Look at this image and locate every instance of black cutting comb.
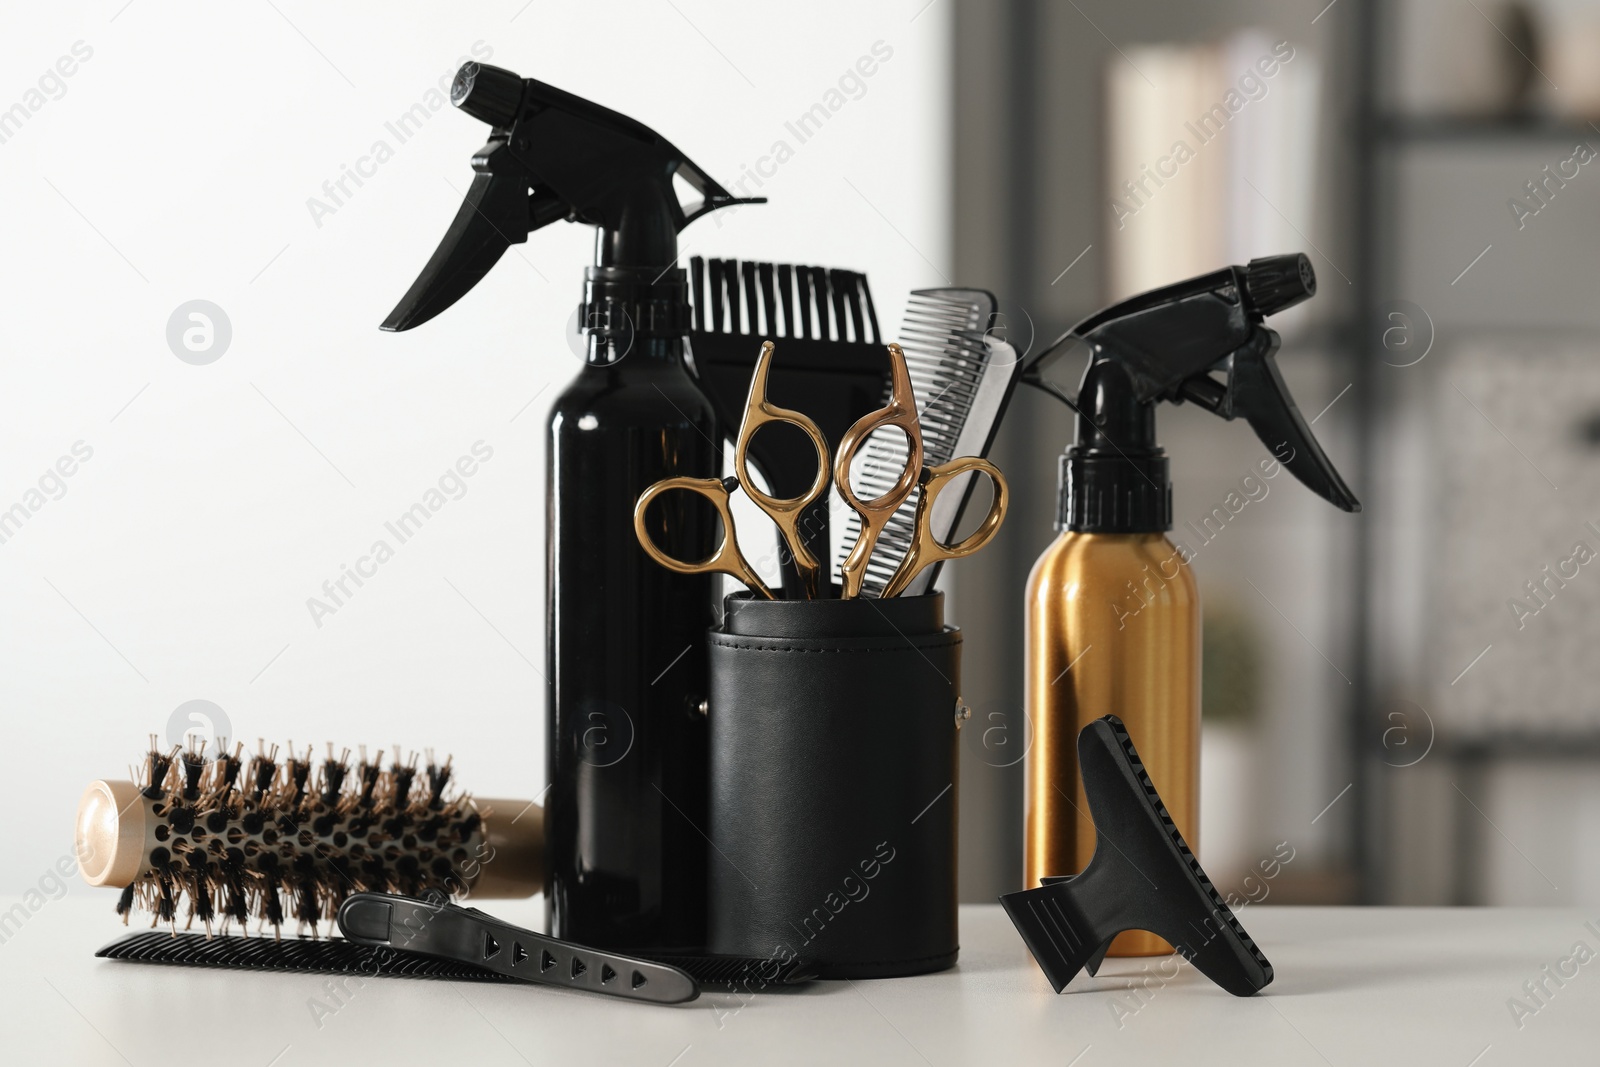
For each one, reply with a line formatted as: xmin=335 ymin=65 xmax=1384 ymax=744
xmin=1000 ymin=716 xmax=1273 ymax=997
xmin=98 ymin=929 xmax=509 ymax=981
xmin=98 ymin=929 xmax=815 ymax=992
xmin=686 ymin=257 xmax=890 ymax=596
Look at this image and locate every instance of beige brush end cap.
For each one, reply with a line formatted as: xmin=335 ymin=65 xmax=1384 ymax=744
xmin=75 ymin=780 xmax=148 ymax=887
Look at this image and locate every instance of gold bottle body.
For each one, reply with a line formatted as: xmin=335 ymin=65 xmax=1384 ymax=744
xmin=1025 ymin=531 xmax=1200 ymax=957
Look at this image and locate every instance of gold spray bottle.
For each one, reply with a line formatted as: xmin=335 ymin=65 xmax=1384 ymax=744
xmin=1019 ymin=255 xmax=1359 ymax=957
xmin=1026 ymin=531 xmax=1199 ymax=956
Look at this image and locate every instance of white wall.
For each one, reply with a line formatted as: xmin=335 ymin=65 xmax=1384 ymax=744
xmin=0 ymin=1 xmax=949 ymax=892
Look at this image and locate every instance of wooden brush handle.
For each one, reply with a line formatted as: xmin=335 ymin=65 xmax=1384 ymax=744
xmin=465 ymin=797 xmax=545 ymax=898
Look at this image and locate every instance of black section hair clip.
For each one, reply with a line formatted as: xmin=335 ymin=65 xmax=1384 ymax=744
xmin=336 ymin=892 xmax=700 ymax=1004
xmin=1000 ymin=716 xmax=1273 ymax=997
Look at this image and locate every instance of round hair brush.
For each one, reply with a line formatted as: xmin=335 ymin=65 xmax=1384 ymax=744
xmin=76 ymin=737 xmax=543 ymax=936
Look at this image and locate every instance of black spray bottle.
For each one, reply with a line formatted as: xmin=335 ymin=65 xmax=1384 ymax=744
xmin=383 ymin=63 xmax=761 ymax=949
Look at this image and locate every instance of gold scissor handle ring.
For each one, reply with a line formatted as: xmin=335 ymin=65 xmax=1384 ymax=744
xmin=834 ymin=417 xmax=922 ymax=514
xmin=736 ymin=414 xmax=832 ymax=514
xmin=834 ymin=342 xmax=924 ymax=516
xmin=880 ymin=458 xmax=1009 ymax=599
xmin=633 ymin=477 xmax=774 ymax=599
xmin=735 ymin=340 xmax=832 ymax=597
xmin=736 ymin=340 xmax=832 ymax=514
xmin=924 ymin=458 xmax=1008 ymax=557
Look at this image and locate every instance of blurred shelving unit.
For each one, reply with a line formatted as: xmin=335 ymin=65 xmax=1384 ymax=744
xmin=1355 ymin=0 xmax=1600 ymax=906
xmin=1373 ymin=116 xmax=1600 ymax=142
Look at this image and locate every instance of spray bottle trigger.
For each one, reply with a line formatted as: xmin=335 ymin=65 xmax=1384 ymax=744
xmin=380 ymin=150 xmax=537 ymax=332
xmin=1225 ymin=330 xmax=1361 ymax=513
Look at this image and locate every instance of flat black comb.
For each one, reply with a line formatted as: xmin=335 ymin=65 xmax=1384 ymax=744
xmin=687 ymin=256 xmax=890 ymax=596
xmin=97 ymin=931 xmax=816 ymax=990
xmin=1000 ymin=716 xmax=1273 ymax=997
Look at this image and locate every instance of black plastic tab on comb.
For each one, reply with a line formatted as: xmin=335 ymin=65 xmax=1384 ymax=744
xmin=1000 ymin=716 xmax=1273 ymax=997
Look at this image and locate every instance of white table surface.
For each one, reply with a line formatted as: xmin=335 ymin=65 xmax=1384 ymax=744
xmin=2 ymin=897 xmax=1594 ymax=1065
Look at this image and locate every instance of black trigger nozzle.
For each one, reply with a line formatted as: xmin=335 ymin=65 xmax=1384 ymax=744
xmin=1000 ymin=716 xmax=1274 ymax=998
xmin=452 ymin=63 xmax=523 ymax=126
xmin=1241 ymin=253 xmax=1316 ymax=317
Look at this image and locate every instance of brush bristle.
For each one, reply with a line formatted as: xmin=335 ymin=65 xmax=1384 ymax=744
xmin=117 ymin=737 xmax=483 ymax=938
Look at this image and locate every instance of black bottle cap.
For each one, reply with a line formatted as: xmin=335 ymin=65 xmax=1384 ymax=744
xmin=578 ymin=267 xmax=690 ymax=364
xmin=1059 ymin=452 xmax=1171 ymax=532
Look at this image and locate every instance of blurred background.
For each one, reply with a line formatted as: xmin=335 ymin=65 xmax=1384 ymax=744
xmin=951 ymin=0 xmax=1600 ymax=910
xmin=4 ymin=1 xmax=1598 ymax=914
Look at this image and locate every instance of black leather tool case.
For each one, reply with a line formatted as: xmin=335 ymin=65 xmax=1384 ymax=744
xmin=705 ymin=592 xmax=960 ymax=978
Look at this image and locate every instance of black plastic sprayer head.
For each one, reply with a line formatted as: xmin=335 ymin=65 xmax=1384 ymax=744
xmin=1021 ymin=253 xmax=1358 ymax=532
xmin=381 ymin=63 xmax=764 ymax=333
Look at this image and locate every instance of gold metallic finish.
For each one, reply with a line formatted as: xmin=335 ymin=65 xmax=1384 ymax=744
xmin=1025 ymin=531 xmax=1200 ymax=957
xmin=880 ymin=458 xmax=1010 ymax=598
xmin=636 ymin=339 xmax=1008 ymax=600
xmin=635 ymin=339 xmax=829 ymax=600
xmin=735 ymin=340 xmax=833 ymax=598
xmin=633 ymin=475 xmax=776 ymax=599
xmin=466 ymin=798 xmax=546 ymax=898
xmin=836 ymin=342 xmax=924 ymax=599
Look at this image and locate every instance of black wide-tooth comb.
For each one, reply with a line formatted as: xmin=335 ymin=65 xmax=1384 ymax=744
xmin=687 ymin=256 xmax=890 ymax=596
xmin=1000 ymin=716 xmax=1274 ymax=997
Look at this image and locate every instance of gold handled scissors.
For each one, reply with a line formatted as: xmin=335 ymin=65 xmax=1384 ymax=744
xmin=633 ymin=341 xmax=831 ymax=600
xmin=733 ymin=341 xmax=832 ymax=598
xmin=633 ymin=475 xmax=776 ymax=600
xmin=880 ymin=458 xmax=1009 ymax=598
xmin=835 ymin=342 xmax=925 ymax=599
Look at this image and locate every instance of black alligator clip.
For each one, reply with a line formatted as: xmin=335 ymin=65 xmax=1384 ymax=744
xmin=1000 ymin=716 xmax=1274 ymax=997
xmin=337 ymin=892 xmax=699 ymax=1005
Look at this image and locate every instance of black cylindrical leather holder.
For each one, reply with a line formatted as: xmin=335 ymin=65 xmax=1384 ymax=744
xmin=705 ymin=591 xmax=960 ymax=978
